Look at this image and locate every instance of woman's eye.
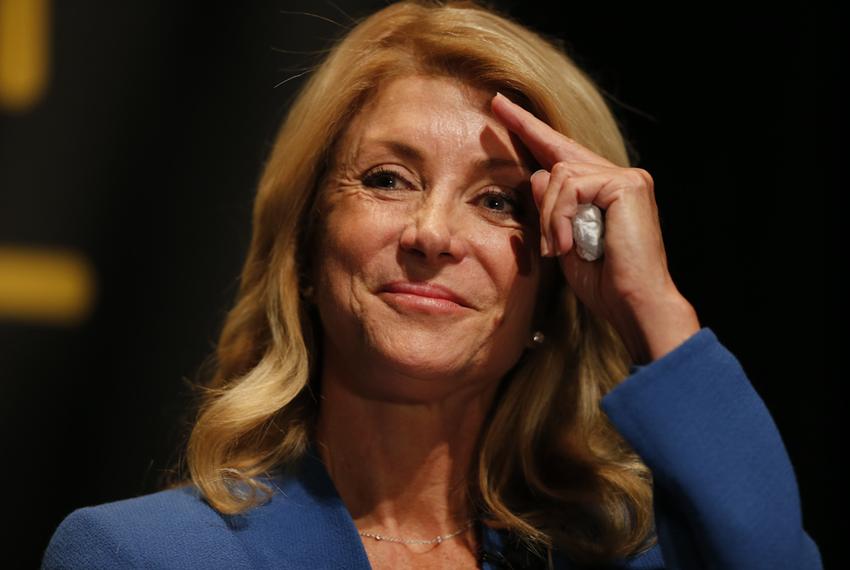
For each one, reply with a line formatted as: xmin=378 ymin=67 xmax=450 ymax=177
xmin=480 ymin=190 xmax=521 ymax=216
xmin=362 ymin=168 xmax=409 ymax=190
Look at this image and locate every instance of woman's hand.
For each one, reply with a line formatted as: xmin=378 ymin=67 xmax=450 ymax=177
xmin=491 ymin=92 xmax=700 ymax=364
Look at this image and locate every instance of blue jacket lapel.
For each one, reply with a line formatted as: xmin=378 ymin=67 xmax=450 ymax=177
xmin=227 ymin=446 xmax=373 ymax=569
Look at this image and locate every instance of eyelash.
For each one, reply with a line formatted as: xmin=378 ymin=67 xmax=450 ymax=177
xmin=362 ymin=168 xmax=408 ymax=190
xmin=361 ymin=167 xmax=523 ymax=217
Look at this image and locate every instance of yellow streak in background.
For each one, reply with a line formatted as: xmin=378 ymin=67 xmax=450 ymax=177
xmin=0 ymin=0 xmax=49 ymax=111
xmin=0 ymin=246 xmax=96 ymax=326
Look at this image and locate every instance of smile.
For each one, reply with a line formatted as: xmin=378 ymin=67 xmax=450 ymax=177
xmin=378 ymin=281 xmax=472 ymax=314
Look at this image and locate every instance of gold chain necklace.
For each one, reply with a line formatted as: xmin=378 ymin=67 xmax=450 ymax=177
xmin=358 ymin=519 xmax=476 ymax=545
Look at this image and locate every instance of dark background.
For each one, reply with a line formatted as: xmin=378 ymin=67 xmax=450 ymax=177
xmin=0 ymin=1 xmax=841 ymax=567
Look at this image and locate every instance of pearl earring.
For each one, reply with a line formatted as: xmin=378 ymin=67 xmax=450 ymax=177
xmin=531 ymin=331 xmax=545 ymax=344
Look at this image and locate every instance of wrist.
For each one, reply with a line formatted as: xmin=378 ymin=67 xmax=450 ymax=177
xmin=622 ymin=290 xmax=701 ymax=365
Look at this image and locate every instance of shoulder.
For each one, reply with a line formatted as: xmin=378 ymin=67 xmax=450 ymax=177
xmin=42 ymin=486 xmax=252 ymax=569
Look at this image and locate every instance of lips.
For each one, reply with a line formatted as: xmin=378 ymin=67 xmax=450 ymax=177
xmin=379 ymin=281 xmax=472 ymax=309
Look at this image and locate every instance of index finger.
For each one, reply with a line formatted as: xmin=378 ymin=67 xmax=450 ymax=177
xmin=491 ymin=92 xmax=615 ymax=170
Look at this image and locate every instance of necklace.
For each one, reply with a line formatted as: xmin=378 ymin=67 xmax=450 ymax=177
xmin=358 ymin=519 xmax=476 ymax=545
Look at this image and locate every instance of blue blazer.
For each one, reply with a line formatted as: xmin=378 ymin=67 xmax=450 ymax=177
xmin=42 ymin=329 xmax=823 ymax=569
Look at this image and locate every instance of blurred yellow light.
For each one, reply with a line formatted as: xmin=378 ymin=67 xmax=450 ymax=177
xmin=0 ymin=0 xmax=50 ymax=111
xmin=0 ymin=246 xmax=96 ymax=325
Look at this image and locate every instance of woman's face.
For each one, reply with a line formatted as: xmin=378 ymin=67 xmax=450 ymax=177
xmin=313 ymin=74 xmax=546 ymax=401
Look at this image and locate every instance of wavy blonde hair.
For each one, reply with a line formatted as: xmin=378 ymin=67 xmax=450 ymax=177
xmin=185 ymin=0 xmax=654 ymax=565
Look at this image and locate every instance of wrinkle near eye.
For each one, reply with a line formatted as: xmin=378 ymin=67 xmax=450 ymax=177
xmin=319 ymin=173 xmax=370 ymax=209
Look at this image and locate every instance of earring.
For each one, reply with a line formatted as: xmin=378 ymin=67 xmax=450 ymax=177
xmin=531 ymin=331 xmax=545 ymax=345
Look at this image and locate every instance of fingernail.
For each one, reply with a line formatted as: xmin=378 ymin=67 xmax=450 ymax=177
xmin=531 ymin=169 xmax=547 ymax=182
xmin=540 ymin=235 xmax=549 ymax=257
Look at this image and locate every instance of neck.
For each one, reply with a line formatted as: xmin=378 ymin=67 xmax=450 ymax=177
xmin=314 ymin=353 xmax=501 ymax=538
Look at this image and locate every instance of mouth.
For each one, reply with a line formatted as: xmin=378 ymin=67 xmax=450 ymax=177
xmin=378 ymin=281 xmax=473 ymax=313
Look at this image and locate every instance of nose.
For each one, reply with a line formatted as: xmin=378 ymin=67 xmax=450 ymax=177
xmin=399 ymin=193 xmax=468 ymax=263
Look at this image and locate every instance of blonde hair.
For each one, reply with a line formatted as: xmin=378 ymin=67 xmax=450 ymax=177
xmin=185 ymin=0 xmax=654 ymax=565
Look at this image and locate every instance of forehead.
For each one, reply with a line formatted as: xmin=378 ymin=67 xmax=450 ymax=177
xmin=363 ymin=74 xmax=490 ymax=116
xmin=335 ymin=75 xmax=534 ymax=168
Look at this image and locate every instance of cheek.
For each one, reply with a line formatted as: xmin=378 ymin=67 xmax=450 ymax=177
xmin=473 ymin=225 xmax=538 ymax=283
xmin=315 ymin=196 xmax=401 ymax=287
xmin=473 ymin=228 xmax=540 ymax=322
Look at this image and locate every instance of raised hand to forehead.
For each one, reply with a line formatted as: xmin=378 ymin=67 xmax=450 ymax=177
xmin=491 ymin=92 xmax=643 ymax=258
xmin=490 ymin=92 xmax=700 ymax=363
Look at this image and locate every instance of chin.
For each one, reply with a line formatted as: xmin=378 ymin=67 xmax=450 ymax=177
xmin=377 ymin=344 xmax=472 ymax=381
xmin=385 ymin=338 xmax=517 ymax=387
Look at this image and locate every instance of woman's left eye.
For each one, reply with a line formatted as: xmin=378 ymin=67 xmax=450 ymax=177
xmin=479 ymin=190 xmax=521 ymax=216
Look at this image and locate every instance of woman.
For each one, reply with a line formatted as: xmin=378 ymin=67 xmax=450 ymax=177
xmin=43 ymin=1 xmax=822 ymax=568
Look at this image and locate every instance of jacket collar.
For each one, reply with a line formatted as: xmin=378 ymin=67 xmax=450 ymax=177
xmin=224 ymin=443 xmax=524 ymax=569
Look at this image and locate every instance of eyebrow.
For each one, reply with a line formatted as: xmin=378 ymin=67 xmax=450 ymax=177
xmin=366 ymin=139 xmax=530 ymax=174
